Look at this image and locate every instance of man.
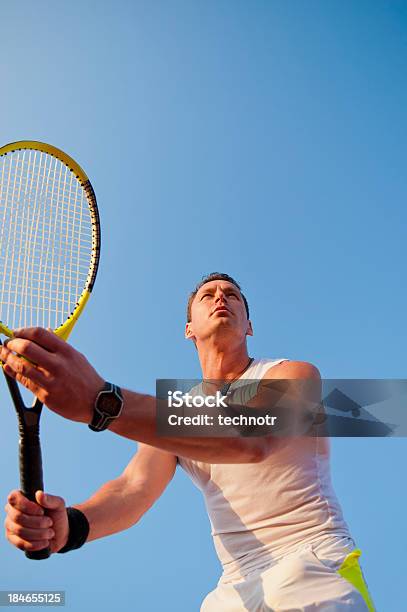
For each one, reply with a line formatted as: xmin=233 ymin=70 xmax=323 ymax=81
xmin=2 ymin=273 xmax=374 ymax=611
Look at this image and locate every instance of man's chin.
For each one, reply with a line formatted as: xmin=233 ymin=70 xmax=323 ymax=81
xmin=209 ymin=318 xmax=238 ymax=337
xmin=212 ymin=315 xmax=233 ymax=326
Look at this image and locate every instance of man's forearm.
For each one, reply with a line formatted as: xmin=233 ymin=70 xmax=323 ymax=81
xmin=74 ymin=476 xmax=156 ymax=542
xmin=108 ymin=390 xmax=266 ymax=463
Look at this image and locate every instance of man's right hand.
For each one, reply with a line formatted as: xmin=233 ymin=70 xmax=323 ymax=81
xmin=4 ymin=490 xmax=69 ymax=554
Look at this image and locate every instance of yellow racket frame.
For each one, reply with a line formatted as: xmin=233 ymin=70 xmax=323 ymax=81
xmin=0 ymin=141 xmax=100 ymax=342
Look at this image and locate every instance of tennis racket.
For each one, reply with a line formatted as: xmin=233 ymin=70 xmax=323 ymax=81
xmin=0 ymin=141 xmax=101 ymax=560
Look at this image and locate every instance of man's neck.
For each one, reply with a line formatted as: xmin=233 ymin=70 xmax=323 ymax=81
xmin=198 ymin=342 xmax=252 ymax=381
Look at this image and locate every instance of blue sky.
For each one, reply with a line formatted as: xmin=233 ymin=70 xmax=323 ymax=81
xmin=0 ymin=1 xmax=406 ymax=610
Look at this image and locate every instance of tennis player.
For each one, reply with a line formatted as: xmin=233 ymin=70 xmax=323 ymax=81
xmin=2 ymin=273 xmax=375 ymax=611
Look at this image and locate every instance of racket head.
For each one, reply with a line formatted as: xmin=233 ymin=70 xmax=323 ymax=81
xmin=0 ymin=141 xmax=101 ymax=341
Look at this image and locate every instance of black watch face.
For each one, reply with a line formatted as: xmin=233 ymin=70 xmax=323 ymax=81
xmin=97 ymin=393 xmax=122 ymax=417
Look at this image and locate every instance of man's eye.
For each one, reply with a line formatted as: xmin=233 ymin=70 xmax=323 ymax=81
xmin=201 ymin=294 xmax=211 ymax=300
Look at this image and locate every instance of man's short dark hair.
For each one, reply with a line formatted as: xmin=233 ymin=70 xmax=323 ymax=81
xmin=187 ymin=272 xmax=250 ymax=322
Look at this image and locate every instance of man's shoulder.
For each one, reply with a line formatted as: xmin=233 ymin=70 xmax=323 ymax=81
xmin=262 ymin=359 xmax=321 ymax=380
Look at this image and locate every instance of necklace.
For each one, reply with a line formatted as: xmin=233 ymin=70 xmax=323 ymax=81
xmin=219 ymin=357 xmax=254 ymax=396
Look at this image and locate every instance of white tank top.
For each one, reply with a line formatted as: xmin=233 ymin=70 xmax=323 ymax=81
xmin=178 ymin=358 xmax=353 ymax=582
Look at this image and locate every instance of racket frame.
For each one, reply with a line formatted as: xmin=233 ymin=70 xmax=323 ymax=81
xmin=0 ymin=141 xmax=101 ymax=559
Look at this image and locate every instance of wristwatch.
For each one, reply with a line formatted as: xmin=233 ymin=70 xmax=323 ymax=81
xmin=88 ymin=382 xmax=124 ymax=432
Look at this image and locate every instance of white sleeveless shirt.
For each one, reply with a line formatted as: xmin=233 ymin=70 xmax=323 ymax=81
xmin=178 ymin=358 xmax=353 ymax=582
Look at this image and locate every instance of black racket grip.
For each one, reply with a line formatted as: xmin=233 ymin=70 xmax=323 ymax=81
xmin=19 ymin=431 xmax=51 ymax=560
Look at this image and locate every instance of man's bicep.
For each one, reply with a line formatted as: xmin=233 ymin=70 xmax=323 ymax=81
xmin=122 ymin=444 xmax=177 ymax=500
xmin=261 ymin=361 xmax=321 ymax=402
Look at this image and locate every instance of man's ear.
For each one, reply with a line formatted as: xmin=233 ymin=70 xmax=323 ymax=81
xmin=246 ymin=320 xmax=253 ymax=337
xmin=185 ymin=321 xmax=196 ymax=341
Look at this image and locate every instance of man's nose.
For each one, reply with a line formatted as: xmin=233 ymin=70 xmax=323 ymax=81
xmin=215 ymin=292 xmax=227 ymax=303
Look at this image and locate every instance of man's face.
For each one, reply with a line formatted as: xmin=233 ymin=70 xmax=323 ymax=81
xmin=185 ymin=280 xmax=253 ymax=344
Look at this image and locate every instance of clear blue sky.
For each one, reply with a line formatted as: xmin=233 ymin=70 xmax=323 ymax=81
xmin=0 ymin=1 xmax=406 ymax=610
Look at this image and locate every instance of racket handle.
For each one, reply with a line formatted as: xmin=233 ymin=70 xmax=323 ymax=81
xmin=19 ymin=431 xmax=51 ymax=560
xmin=25 ymin=547 xmax=51 ymax=560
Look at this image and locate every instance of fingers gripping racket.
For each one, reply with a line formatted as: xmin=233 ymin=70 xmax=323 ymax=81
xmin=0 ymin=141 xmax=101 ymax=560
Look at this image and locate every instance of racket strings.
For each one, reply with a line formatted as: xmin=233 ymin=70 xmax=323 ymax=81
xmin=0 ymin=149 xmax=94 ymax=330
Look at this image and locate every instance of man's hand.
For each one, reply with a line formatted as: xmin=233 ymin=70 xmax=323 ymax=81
xmin=4 ymin=490 xmax=69 ymax=554
xmin=0 ymin=327 xmax=104 ymax=424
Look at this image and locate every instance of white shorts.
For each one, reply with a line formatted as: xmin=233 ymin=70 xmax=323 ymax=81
xmin=200 ymin=537 xmax=374 ymax=611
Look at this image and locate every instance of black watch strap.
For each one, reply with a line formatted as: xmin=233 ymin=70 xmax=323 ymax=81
xmin=88 ymin=382 xmax=124 ymax=432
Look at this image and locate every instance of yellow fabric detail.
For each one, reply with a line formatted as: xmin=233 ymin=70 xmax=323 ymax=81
xmin=337 ymin=549 xmax=375 ymax=611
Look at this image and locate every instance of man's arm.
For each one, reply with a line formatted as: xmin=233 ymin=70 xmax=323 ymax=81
xmin=75 ymin=444 xmax=177 ymax=541
xmin=108 ymin=390 xmax=268 ymax=463
xmin=4 ymin=445 xmax=177 ymax=553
